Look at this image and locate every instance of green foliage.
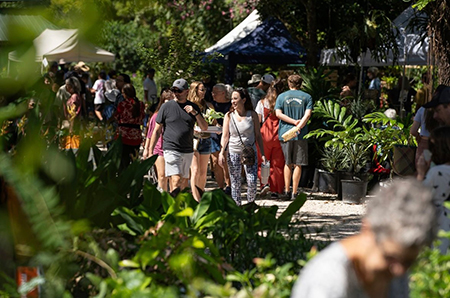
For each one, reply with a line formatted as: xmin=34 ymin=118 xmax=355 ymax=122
xmin=320 ymin=146 xmax=349 ymax=173
xmin=348 ymin=95 xmax=376 ymax=121
xmin=410 ymin=202 xmax=450 ymax=297
xmin=61 ymin=186 xmax=312 ymax=297
xmin=58 ymin=140 xmax=156 ymax=228
xmin=257 ymin=0 xmax=409 ymax=66
xmin=298 ymin=66 xmax=340 ymax=102
xmin=305 ymin=100 xmax=372 ymax=173
xmin=362 ymin=111 xmax=416 ymax=165
xmin=410 ymin=245 xmax=450 ymax=298
xmin=101 ymin=21 xmax=152 ymax=72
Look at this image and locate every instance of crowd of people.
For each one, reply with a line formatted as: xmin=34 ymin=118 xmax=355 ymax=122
xmin=142 ymin=73 xmax=312 ymax=205
xmin=40 ymin=61 xmax=315 ymax=206
xmin=22 ymin=60 xmax=450 ymax=297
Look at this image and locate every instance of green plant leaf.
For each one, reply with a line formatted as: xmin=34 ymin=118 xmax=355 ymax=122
xmin=278 ymin=193 xmax=307 ymax=225
xmin=119 ymin=259 xmax=140 ymax=268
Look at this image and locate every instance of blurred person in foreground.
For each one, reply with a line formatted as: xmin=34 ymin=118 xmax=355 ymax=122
xmin=291 ymin=179 xmax=437 ymax=298
xmin=417 ymin=126 xmax=450 ymax=253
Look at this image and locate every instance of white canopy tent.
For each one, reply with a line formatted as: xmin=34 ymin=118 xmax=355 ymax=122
xmin=8 ymin=29 xmax=115 ymax=63
xmin=320 ymin=6 xmax=429 ymax=67
xmin=204 ymin=10 xmax=261 ymax=54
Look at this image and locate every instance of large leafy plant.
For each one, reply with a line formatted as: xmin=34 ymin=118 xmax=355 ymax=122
xmin=362 ymin=111 xmax=417 ymax=165
xmin=305 ymin=100 xmax=372 ymax=174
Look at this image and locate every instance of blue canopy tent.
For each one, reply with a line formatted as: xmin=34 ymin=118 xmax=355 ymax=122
xmin=204 ymin=10 xmax=306 ymax=83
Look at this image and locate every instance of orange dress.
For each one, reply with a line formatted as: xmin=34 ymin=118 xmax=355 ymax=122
xmin=257 ymin=106 xmax=285 ymax=194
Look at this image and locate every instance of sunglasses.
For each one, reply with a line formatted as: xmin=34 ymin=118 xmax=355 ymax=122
xmin=171 ymin=88 xmax=183 ymax=93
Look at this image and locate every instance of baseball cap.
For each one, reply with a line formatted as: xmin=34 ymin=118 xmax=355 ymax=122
xmin=172 ymin=78 xmax=189 ymax=91
xmin=262 ymin=74 xmax=275 ymax=84
xmin=423 ymin=86 xmax=450 ymax=108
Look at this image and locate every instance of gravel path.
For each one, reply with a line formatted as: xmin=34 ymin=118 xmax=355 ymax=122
xmin=205 ymin=180 xmax=367 ymax=242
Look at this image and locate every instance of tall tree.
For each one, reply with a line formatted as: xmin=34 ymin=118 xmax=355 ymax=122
xmin=43 ymin=0 xmax=254 ymax=73
xmin=257 ymin=0 xmax=409 ymax=67
xmin=419 ymin=0 xmax=450 ymax=85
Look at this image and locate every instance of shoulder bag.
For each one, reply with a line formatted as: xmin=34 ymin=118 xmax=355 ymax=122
xmin=231 ymin=113 xmax=255 ymax=166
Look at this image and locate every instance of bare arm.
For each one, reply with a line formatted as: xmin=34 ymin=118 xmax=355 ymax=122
xmin=275 ymin=109 xmax=299 ymax=126
xmin=218 ymin=113 xmax=231 ymax=167
xmin=297 ymin=109 xmax=312 ymax=130
xmin=252 ymin=111 xmax=266 ymax=162
xmin=184 ymin=105 xmax=208 ymax=131
xmin=142 ymin=138 xmax=152 ymax=159
xmin=195 ymin=113 xmax=209 ymax=131
xmin=148 ymin=122 xmax=163 ymax=156
xmin=410 ymin=120 xmax=420 ymax=138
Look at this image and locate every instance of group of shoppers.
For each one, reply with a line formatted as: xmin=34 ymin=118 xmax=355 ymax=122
xmin=141 ymin=74 xmax=312 ymax=206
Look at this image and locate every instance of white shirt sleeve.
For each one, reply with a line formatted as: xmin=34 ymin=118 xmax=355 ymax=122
xmin=255 ymin=100 xmax=264 ymax=122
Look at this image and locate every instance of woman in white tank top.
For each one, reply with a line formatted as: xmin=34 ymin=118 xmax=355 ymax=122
xmin=218 ymin=88 xmax=266 ymax=205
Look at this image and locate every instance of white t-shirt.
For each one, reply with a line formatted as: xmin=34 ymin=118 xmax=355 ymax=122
xmin=143 ymin=77 xmax=157 ymax=103
xmin=413 ymin=107 xmax=430 ymax=137
xmin=255 ymin=99 xmax=270 ymax=123
xmin=423 ymin=164 xmax=450 ymax=253
xmin=291 ymin=242 xmax=409 ymax=298
xmin=92 ymin=79 xmax=106 ymax=104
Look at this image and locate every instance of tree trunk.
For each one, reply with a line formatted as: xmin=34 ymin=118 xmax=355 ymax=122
xmin=428 ymin=1 xmax=450 ymax=85
xmin=305 ymin=0 xmax=319 ymax=68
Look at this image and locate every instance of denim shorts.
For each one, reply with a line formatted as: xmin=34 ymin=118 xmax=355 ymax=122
xmin=196 ymin=138 xmax=212 ymax=155
xmin=210 ymin=135 xmax=221 ymax=153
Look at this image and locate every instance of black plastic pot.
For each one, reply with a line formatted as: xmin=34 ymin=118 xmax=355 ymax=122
xmin=337 ymin=171 xmax=353 ymax=199
xmin=299 ymin=165 xmax=316 ymax=188
xmin=341 ymin=180 xmax=368 ymax=204
xmin=317 ymin=169 xmax=337 ymax=194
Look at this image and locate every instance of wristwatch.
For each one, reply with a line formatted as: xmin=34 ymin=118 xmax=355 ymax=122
xmin=193 ymin=111 xmax=199 ymax=116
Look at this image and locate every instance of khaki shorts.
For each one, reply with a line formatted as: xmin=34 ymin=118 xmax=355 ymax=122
xmin=281 ymin=139 xmax=308 ymax=166
xmin=164 ymin=150 xmax=194 ymax=178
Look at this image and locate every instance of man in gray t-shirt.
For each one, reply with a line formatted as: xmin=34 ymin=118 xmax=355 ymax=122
xmin=292 ymin=179 xmax=437 ymax=298
xmin=149 ymin=78 xmax=208 ymax=191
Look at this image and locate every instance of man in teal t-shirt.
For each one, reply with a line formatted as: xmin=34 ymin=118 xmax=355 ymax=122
xmin=275 ymin=74 xmax=313 ymax=200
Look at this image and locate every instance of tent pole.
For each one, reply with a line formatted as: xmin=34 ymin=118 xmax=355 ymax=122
xmin=358 ymin=57 xmax=364 ymax=96
xmin=400 ymin=29 xmax=407 ymax=118
xmin=225 ymin=53 xmax=236 ymax=84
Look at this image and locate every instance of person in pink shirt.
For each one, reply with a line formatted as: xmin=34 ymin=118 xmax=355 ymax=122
xmin=143 ymin=89 xmax=175 ymax=191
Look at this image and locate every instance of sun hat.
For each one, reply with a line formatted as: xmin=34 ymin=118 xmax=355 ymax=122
xmin=247 ymin=74 xmax=262 ymax=85
xmin=74 ymin=61 xmax=90 ymax=72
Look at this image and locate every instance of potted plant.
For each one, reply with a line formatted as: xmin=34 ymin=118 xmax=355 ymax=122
xmin=306 ymin=100 xmax=372 ymax=203
xmin=363 ymin=111 xmax=417 ymax=178
xmin=315 ymin=146 xmax=349 ymax=194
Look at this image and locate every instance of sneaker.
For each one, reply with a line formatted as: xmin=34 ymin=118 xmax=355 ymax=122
xmin=260 ymin=184 xmax=270 ymax=196
xmin=281 ymin=191 xmax=292 ymax=200
xmin=270 ymin=193 xmax=279 ymax=199
xmin=291 ymin=192 xmax=299 ymax=200
xmin=224 ymin=186 xmax=232 ymax=195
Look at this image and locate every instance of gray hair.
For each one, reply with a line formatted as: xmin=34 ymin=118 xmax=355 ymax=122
xmin=214 ymin=83 xmax=226 ymax=92
xmin=366 ymin=179 xmax=437 ymax=247
xmin=65 ymin=77 xmax=81 ymax=94
xmin=367 ymin=67 xmax=379 ymax=77
xmin=214 ymin=83 xmax=232 ymax=100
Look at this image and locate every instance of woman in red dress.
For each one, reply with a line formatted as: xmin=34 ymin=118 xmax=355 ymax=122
xmin=114 ymin=84 xmax=145 ymax=170
xmin=255 ymin=79 xmax=286 ymax=198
